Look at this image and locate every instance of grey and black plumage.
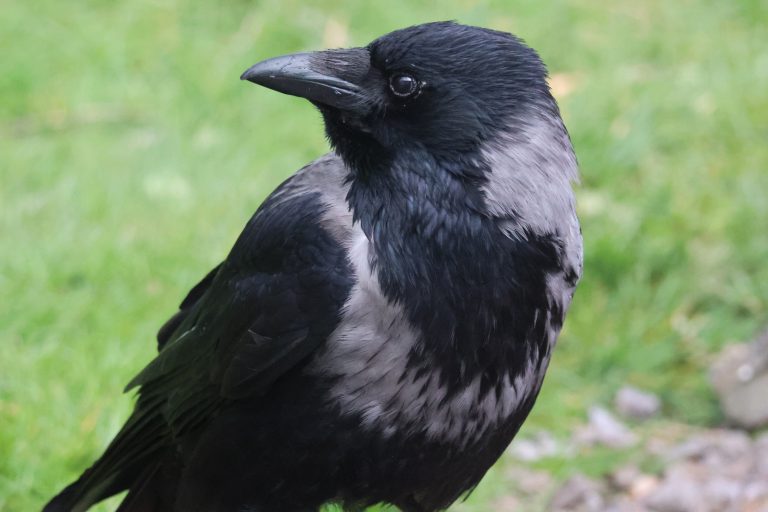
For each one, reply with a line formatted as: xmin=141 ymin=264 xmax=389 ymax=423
xmin=44 ymin=21 xmax=582 ymax=512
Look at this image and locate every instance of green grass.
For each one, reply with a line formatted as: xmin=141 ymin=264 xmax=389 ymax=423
xmin=2 ymin=0 xmax=767 ymax=510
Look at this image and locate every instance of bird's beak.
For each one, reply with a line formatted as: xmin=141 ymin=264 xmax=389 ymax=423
xmin=241 ymin=48 xmax=371 ymax=113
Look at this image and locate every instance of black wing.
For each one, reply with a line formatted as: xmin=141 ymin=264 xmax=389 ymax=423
xmin=45 ymin=184 xmax=354 ymax=512
xmin=155 ymin=263 xmax=222 ymax=351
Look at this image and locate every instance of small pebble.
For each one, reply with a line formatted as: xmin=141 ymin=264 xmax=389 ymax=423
xmin=549 ymin=474 xmax=605 ymax=511
xmin=508 ymin=430 xmax=561 ymax=461
xmin=575 ymin=406 xmax=637 ymax=448
xmin=614 ymin=386 xmax=661 ymax=420
xmin=644 ymin=466 xmax=706 ymax=512
xmin=710 ymin=330 xmax=768 ymax=430
xmin=609 ymin=465 xmax=641 ymax=491
xmin=629 ymin=475 xmax=660 ymax=500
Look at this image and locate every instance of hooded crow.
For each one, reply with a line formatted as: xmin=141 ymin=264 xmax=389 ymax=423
xmin=44 ymin=21 xmax=582 ymax=512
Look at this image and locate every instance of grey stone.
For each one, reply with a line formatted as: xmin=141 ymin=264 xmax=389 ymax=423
xmin=503 ymin=466 xmax=556 ymax=496
xmin=644 ymin=465 xmax=708 ymax=512
xmin=609 ymin=465 xmax=642 ymax=492
xmin=491 ymin=495 xmax=522 ymax=511
xmin=665 ymin=429 xmax=755 ymax=486
xmin=516 ymin=469 xmax=555 ymax=495
xmin=549 ymin=474 xmax=605 ymax=511
xmin=615 ymin=386 xmax=661 ymax=420
xmin=604 ymin=497 xmax=651 ymax=512
xmin=755 ymin=431 xmax=768 ymax=477
xmin=743 ymin=478 xmax=768 ymax=509
xmin=575 ymin=406 xmax=637 ymax=448
xmin=704 ymin=476 xmax=744 ymax=511
xmin=508 ymin=430 xmax=561 ymax=462
xmin=710 ymin=329 xmax=768 ymax=429
xmin=629 ymin=475 xmax=662 ymax=501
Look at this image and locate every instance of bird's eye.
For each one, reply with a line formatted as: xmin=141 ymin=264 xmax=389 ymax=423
xmin=389 ymin=73 xmax=418 ymax=98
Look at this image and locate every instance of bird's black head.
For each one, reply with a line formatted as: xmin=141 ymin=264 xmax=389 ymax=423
xmin=242 ymin=22 xmax=556 ymax=172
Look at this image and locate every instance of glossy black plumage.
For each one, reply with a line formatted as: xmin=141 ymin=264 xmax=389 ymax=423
xmin=45 ymin=21 xmax=582 ymax=512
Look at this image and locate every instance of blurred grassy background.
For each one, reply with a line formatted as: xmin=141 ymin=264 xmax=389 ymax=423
xmin=1 ymin=0 xmax=767 ymax=510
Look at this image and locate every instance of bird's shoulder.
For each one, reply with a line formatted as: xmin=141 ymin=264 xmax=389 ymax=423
xmin=230 ymin=152 xmax=353 ymax=259
xmin=156 ymin=153 xmax=352 ymax=344
xmin=132 ymin=154 xmax=355 ymax=425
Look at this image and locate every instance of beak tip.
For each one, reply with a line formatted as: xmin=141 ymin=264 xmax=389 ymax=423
xmin=241 ymin=63 xmax=266 ymax=83
xmin=240 ymin=68 xmax=254 ymax=82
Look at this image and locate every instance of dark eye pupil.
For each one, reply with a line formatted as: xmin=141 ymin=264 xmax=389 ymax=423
xmin=390 ymin=74 xmax=417 ymax=97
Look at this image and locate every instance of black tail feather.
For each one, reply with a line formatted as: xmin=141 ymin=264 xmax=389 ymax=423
xmin=115 ymin=454 xmax=181 ymax=512
xmin=42 ymin=480 xmax=82 ymax=512
xmin=42 ymin=409 xmax=168 ymax=512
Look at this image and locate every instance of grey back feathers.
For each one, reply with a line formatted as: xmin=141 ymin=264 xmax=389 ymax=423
xmin=482 ymin=110 xmax=583 ymax=315
xmin=481 ymin=112 xmax=581 ymax=270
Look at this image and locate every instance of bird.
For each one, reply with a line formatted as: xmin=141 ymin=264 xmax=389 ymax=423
xmin=44 ymin=21 xmax=582 ymax=512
